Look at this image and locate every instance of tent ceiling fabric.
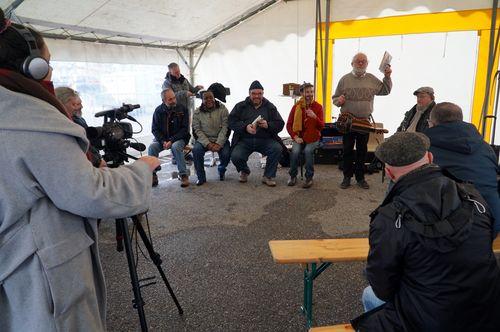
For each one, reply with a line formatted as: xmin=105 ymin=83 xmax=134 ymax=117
xmin=5 ymin=0 xmax=273 ymax=47
xmin=2 ymin=0 xmax=497 ymax=49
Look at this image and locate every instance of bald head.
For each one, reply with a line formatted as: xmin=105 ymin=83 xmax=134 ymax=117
xmin=429 ymin=102 xmax=463 ymax=126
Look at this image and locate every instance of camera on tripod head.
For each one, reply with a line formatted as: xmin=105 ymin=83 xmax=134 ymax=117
xmin=86 ymin=103 xmax=146 ymax=167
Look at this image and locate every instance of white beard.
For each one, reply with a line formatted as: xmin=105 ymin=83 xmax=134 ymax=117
xmin=353 ymin=67 xmax=366 ymax=76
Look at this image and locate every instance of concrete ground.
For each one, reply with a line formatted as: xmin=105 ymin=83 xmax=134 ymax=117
xmin=99 ymin=152 xmax=387 ymax=331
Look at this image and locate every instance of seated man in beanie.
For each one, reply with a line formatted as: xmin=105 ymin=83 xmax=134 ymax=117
xmin=286 ymin=82 xmax=324 ymax=188
xmin=229 ymin=80 xmax=285 ymax=186
xmin=425 ymin=102 xmax=500 ymax=236
xmin=192 ymin=89 xmax=230 ymax=185
xmin=352 ymin=132 xmax=500 ymax=331
xmin=397 ymin=86 xmax=436 ymax=133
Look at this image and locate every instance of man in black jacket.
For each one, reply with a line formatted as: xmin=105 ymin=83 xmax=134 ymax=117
xmin=229 ymin=80 xmax=285 ymax=186
xmin=352 ymin=132 xmax=500 ymax=332
xmin=148 ymin=88 xmax=191 ymax=187
xmin=397 ymin=86 xmax=435 ymax=133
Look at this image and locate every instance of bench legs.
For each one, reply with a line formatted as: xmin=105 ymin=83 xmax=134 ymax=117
xmin=301 ymin=262 xmax=332 ymax=328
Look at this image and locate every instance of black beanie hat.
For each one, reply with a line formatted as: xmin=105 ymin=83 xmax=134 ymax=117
xmin=249 ymin=80 xmax=264 ymax=91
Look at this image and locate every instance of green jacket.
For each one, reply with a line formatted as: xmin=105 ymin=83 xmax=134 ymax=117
xmin=192 ymin=102 xmax=229 ymax=147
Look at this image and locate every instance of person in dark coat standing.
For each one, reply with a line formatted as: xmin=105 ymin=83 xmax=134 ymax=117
xmin=397 ymin=86 xmax=436 ymax=133
xmin=425 ymin=102 xmax=500 ymax=235
xmin=352 ymin=132 xmax=500 ymax=332
xmin=229 ymin=80 xmax=285 ymax=187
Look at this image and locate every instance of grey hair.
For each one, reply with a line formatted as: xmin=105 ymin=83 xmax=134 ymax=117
xmin=430 ymin=102 xmax=463 ymax=125
xmin=55 ymin=87 xmax=79 ymax=105
xmin=352 ymin=52 xmax=368 ymax=63
xmin=161 ymin=88 xmax=174 ymax=100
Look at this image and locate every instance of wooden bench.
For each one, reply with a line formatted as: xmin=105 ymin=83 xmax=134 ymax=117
xmin=309 ymin=324 xmax=354 ymax=331
xmin=270 ymin=236 xmax=500 ymax=329
xmin=269 ymin=238 xmax=369 ymax=328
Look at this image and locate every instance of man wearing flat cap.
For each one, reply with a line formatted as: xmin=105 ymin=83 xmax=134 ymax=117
xmin=229 ymin=80 xmax=285 ymax=186
xmin=397 ymin=86 xmax=436 ymax=133
xmin=351 ymin=132 xmax=500 ymax=331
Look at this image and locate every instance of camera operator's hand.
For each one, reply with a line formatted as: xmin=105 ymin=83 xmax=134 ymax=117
xmin=163 ymin=141 xmax=172 ymax=150
xmin=139 ymin=156 xmax=161 ymax=171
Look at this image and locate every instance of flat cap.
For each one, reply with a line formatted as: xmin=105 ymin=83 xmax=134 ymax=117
xmin=375 ymin=132 xmax=430 ymax=166
xmin=413 ymin=86 xmax=434 ymax=96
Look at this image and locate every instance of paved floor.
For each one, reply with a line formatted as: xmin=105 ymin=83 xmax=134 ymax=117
xmin=99 ymin=153 xmax=387 ymax=331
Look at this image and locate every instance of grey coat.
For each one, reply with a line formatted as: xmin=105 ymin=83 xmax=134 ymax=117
xmin=192 ymin=102 xmax=229 ymax=147
xmin=0 ymin=86 xmax=152 ymax=331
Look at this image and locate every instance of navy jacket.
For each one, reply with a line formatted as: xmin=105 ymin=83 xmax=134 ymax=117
xmin=228 ymin=97 xmax=284 ymax=146
xmin=356 ymin=166 xmax=500 ymax=331
xmin=151 ymin=103 xmax=190 ymax=145
xmin=425 ymin=121 xmax=500 ymax=232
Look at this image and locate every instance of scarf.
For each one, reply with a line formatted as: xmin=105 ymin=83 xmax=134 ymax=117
xmin=292 ymin=97 xmax=307 ymax=134
xmin=0 ymin=68 xmax=71 ymax=119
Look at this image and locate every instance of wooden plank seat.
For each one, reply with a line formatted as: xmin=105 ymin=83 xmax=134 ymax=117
xmin=270 ymin=236 xmax=500 ymax=329
xmin=309 ymin=324 xmax=354 ymax=332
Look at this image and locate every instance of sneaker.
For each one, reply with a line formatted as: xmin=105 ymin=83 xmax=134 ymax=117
xmin=302 ymin=178 xmax=313 ymax=189
xmin=262 ymin=176 xmax=277 ymax=187
xmin=152 ymin=173 xmax=158 ymax=187
xmin=180 ymin=175 xmax=190 ymax=187
xmin=239 ymin=171 xmax=248 ymax=183
xmin=357 ymin=179 xmax=370 ymax=189
xmin=287 ymin=177 xmax=297 ymax=186
xmin=196 ymin=179 xmax=206 ymax=186
xmin=219 ymin=172 xmax=225 ymax=181
xmin=340 ymin=177 xmax=351 ymax=189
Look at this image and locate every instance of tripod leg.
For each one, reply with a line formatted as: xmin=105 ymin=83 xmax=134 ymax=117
xmin=117 ymin=218 xmax=149 ymax=331
xmin=132 ymin=216 xmax=184 ymax=315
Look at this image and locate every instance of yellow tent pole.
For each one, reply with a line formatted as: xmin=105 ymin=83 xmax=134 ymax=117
xmin=472 ymin=29 xmax=499 ymax=137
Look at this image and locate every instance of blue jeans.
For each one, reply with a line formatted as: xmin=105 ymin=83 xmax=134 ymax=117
xmin=192 ymin=141 xmax=231 ymax=181
xmin=362 ymin=286 xmax=385 ymax=312
xmin=289 ymin=141 xmax=319 ymax=179
xmin=148 ymin=139 xmax=187 ymax=176
xmin=231 ymin=137 xmax=282 ymax=178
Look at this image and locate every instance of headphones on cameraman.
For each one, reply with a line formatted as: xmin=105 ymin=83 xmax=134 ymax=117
xmin=9 ymin=24 xmax=49 ymax=80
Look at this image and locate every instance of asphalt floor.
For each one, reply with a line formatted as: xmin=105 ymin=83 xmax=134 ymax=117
xmin=98 ymin=153 xmax=387 ymax=331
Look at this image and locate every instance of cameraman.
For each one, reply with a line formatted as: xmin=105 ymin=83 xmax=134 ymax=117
xmin=55 ymin=86 xmax=105 ymax=167
xmin=0 ymin=10 xmax=160 ymax=332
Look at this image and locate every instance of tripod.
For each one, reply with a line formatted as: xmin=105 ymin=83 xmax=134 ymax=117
xmin=115 ymin=215 xmax=183 ymax=331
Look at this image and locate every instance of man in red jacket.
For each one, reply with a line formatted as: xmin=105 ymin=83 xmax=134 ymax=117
xmin=286 ymin=83 xmax=324 ymax=188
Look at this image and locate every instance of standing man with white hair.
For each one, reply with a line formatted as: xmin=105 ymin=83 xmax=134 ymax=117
xmin=332 ymin=52 xmax=392 ymax=189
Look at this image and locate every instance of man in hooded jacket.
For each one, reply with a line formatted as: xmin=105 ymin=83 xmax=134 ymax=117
xmin=425 ymin=102 xmax=500 ymax=235
xmin=352 ymin=131 xmax=500 ymax=331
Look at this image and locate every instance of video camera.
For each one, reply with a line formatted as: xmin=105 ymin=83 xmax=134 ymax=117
xmin=86 ymin=103 xmax=145 ymax=167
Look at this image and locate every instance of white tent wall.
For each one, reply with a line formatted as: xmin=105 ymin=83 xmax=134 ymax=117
xmin=194 ymin=0 xmax=316 ymax=136
xmin=45 ymin=39 xmax=181 ymax=66
xmin=331 ymin=31 xmax=479 ymax=134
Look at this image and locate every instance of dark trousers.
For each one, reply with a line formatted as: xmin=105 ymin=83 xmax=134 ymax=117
xmin=342 ymin=131 xmax=369 ymax=181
